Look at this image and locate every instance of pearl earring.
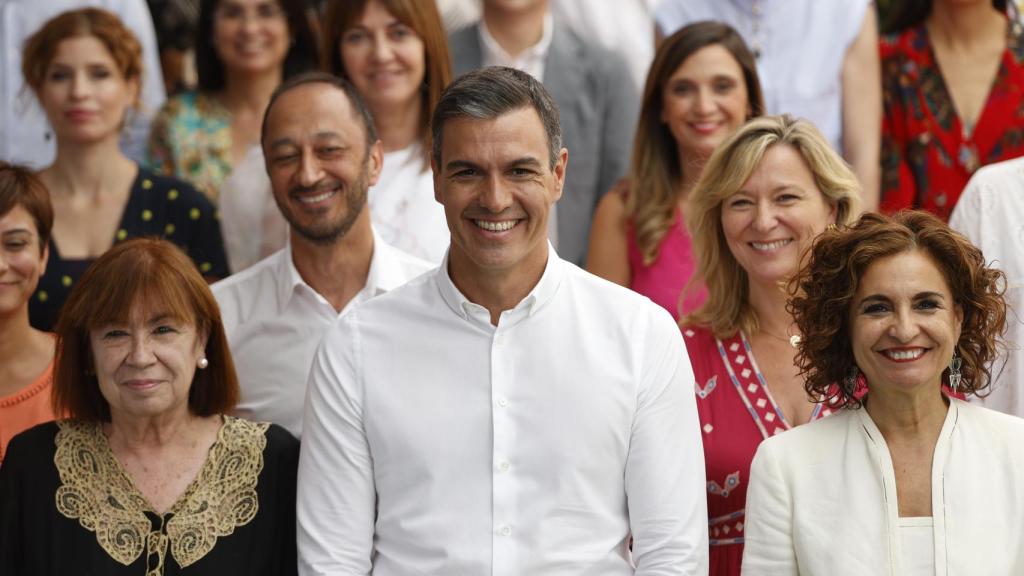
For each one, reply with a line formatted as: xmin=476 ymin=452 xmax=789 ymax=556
xmin=198 ymin=357 xmax=209 ymax=369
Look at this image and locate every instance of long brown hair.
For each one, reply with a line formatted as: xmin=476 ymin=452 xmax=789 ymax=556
xmin=321 ymin=0 xmax=452 ymax=165
xmin=629 ymin=21 xmax=764 ymax=266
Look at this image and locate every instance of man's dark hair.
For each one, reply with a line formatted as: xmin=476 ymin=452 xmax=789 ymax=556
xmin=261 ymin=71 xmax=378 ymax=147
xmin=431 ymin=66 xmax=562 ymax=169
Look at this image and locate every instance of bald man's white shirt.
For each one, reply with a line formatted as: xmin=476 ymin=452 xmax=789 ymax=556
xmin=297 ymin=245 xmax=709 ymax=575
xmin=213 ymin=232 xmax=433 ymax=437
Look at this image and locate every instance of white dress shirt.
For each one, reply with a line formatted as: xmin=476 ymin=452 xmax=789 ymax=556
xmin=0 ymin=0 xmax=166 ymax=167
xmin=212 ymin=233 xmax=433 ymax=437
xmin=949 ymin=157 xmax=1024 ymax=418
xmin=743 ymin=399 xmax=1024 ymax=575
xmin=654 ymin=0 xmax=869 ymax=153
xmin=297 ymin=245 xmax=709 ymax=575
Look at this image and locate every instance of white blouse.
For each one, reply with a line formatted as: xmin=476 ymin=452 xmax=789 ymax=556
xmin=368 ymin=144 xmax=449 ymax=263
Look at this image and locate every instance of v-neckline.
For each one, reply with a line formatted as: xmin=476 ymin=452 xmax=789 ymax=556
xmin=48 ymin=166 xmax=141 ymax=263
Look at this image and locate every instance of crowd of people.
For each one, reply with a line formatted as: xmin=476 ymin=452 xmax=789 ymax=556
xmin=1 ymin=0 xmax=1024 ymax=575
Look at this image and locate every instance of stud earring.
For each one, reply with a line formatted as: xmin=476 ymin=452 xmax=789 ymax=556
xmin=198 ymin=357 xmax=209 ymax=370
xmin=948 ymin=353 xmax=963 ymax=392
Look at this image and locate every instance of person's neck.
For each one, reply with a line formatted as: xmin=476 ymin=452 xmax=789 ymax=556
xmin=371 ymin=97 xmax=422 ymax=153
xmin=865 ymin=385 xmax=949 ymax=442
xmin=219 ymin=68 xmax=282 ymax=115
xmin=677 ymin=150 xmax=709 ymax=202
xmin=747 ymin=277 xmax=796 ymax=340
xmin=482 ymin=2 xmax=548 ymax=58
xmin=289 ymin=211 xmax=375 ymax=313
xmin=927 ymin=1 xmax=1005 ymax=50
xmin=105 ymin=408 xmax=219 ymax=451
xmin=46 ymin=138 xmax=135 ymax=199
xmin=448 ymin=244 xmax=549 ymax=326
xmin=0 ymin=308 xmax=44 ymax=395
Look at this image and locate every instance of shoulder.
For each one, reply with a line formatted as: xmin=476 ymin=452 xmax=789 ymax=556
xmin=345 ymin=268 xmax=440 ymax=323
xmin=554 ymin=22 xmax=628 ymax=76
xmin=880 ymin=26 xmax=922 ymax=61
xmin=757 ymin=408 xmax=859 ymax=463
xmin=4 ymin=420 xmax=60 ymax=464
xmin=262 ymin=422 xmax=300 ymax=458
xmin=562 ymin=261 xmax=670 ymax=326
xmin=967 ymin=157 xmax=1024 ymax=191
xmin=211 ymin=250 xmax=283 ymax=321
xmin=375 ymin=239 xmax=436 ymax=280
xmin=135 ymin=168 xmax=211 ymax=207
xmin=956 ymin=400 xmax=1024 ymax=442
xmin=156 ymin=90 xmax=201 ymax=119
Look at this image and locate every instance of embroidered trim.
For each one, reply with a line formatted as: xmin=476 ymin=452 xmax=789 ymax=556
xmin=54 ymin=416 xmax=268 ymax=572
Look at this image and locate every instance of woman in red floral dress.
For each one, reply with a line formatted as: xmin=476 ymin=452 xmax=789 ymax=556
xmin=880 ymin=0 xmax=1024 ymax=220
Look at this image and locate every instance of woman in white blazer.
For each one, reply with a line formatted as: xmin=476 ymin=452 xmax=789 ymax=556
xmin=742 ymin=211 xmax=1024 ymax=576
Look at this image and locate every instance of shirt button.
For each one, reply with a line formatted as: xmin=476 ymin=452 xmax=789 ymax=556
xmin=498 ymin=525 xmax=512 ymax=536
xmin=498 ymin=461 xmax=510 ymax=472
xmin=497 ymin=397 xmax=509 ymax=408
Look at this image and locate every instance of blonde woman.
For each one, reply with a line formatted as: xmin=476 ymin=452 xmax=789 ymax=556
xmin=587 ymin=21 xmax=763 ymax=319
xmin=679 ymin=115 xmax=861 ymax=575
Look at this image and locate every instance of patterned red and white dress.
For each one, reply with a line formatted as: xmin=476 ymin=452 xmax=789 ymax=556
xmin=682 ymin=324 xmax=834 ymax=576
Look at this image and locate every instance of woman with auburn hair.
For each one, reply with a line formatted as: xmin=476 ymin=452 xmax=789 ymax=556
xmin=21 ymin=8 xmax=228 ymax=332
xmin=0 ymin=162 xmax=58 ymax=463
xmin=744 ymin=211 xmax=1024 ymax=575
xmin=587 ymin=21 xmax=764 ymax=319
xmin=0 ymin=238 xmax=298 ymax=575
xmin=679 ymin=115 xmax=861 ymax=575
xmin=321 ymin=0 xmax=452 ymax=262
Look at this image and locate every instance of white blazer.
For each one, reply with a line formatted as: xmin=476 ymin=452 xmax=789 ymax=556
xmin=742 ymin=399 xmax=1024 ymax=575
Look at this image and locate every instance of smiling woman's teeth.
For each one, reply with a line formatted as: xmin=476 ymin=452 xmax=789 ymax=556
xmin=751 ymin=239 xmax=792 ymax=251
xmin=475 ymin=220 xmax=517 ymax=232
xmin=884 ymin=349 xmax=924 ymax=360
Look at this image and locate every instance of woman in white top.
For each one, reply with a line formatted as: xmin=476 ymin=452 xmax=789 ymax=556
xmin=321 ymin=0 xmax=453 ymax=263
xmin=743 ymin=210 xmax=1024 ymax=576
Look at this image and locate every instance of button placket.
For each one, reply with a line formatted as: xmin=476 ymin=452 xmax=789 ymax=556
xmin=491 ymin=325 xmax=515 ymax=573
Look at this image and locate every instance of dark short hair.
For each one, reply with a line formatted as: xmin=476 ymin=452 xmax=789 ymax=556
xmin=53 ymin=238 xmax=240 ymax=421
xmin=0 ymin=161 xmax=54 ymax=250
xmin=431 ymin=66 xmax=562 ymax=169
xmin=260 ymin=71 xmax=378 ymax=148
xmin=790 ymin=211 xmax=1007 ymax=408
xmin=195 ymin=0 xmax=318 ymax=92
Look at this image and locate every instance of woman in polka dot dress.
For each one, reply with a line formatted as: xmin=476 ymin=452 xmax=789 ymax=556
xmin=20 ymin=9 xmax=228 ymax=331
xmin=680 ymin=116 xmax=861 ymax=576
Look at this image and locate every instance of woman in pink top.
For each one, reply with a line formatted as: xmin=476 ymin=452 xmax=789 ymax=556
xmin=587 ymin=21 xmax=764 ymax=319
xmin=0 ymin=162 xmax=57 ymax=463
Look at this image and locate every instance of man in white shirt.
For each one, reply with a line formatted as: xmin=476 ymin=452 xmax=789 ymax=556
xmin=212 ymin=72 xmax=432 ymax=438
xmin=447 ymin=0 xmax=640 ymax=266
xmin=297 ymin=67 xmax=708 ymax=575
xmin=0 ymin=0 xmax=166 ymax=167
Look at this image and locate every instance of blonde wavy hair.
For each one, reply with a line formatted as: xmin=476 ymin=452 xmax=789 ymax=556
xmin=627 ymin=21 xmax=763 ymax=265
xmin=683 ymin=115 xmax=862 ymax=338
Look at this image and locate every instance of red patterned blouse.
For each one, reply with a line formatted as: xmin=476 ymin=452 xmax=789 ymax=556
xmin=880 ymin=19 xmax=1024 ymax=221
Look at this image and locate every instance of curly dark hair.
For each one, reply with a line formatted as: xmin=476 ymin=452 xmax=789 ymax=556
xmin=789 ymin=211 xmax=1007 ymax=408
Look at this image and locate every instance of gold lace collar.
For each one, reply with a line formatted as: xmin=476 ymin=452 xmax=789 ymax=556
xmin=53 ymin=416 xmax=269 ymax=574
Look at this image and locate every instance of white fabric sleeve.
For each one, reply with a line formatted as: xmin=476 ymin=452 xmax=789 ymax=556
xmin=297 ymin=316 xmax=375 ymax=576
xmin=628 ymin=307 xmax=709 ymax=575
xmin=742 ymin=440 xmax=799 ymax=576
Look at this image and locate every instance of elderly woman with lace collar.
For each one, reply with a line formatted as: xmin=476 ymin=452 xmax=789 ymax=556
xmin=0 ymin=238 xmax=298 ymax=575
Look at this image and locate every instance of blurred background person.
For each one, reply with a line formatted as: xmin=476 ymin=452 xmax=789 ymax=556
xmin=321 ymin=0 xmax=452 ymax=263
xmin=146 ymin=0 xmax=201 ymax=94
xmin=0 ymin=0 xmax=165 ymax=169
xmin=0 ymin=163 xmax=58 ymax=464
xmin=146 ymin=0 xmax=318 ymax=202
xmin=449 ymin=0 xmax=640 ymax=265
xmin=745 ymin=211 xmax=1024 ymax=575
xmin=880 ymin=0 xmax=1022 ymax=221
xmin=654 ymin=0 xmax=881 ymax=210
xmin=0 ymin=238 xmax=298 ymax=574
xmin=950 ymin=156 xmax=1024 ymax=417
xmin=435 ymin=0 xmax=480 ymax=32
xmin=681 ymin=115 xmax=861 ymax=575
xmin=21 ymin=8 xmax=228 ymax=331
xmin=587 ymin=21 xmax=764 ymax=319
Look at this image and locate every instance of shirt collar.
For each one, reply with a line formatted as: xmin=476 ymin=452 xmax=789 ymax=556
xmin=276 ymin=229 xmax=400 ymax=313
xmin=435 ymin=242 xmax=565 ymax=325
xmin=478 ymin=11 xmax=554 ymax=68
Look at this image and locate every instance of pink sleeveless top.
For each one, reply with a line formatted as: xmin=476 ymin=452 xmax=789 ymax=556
xmin=627 ymin=211 xmax=706 ymax=319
